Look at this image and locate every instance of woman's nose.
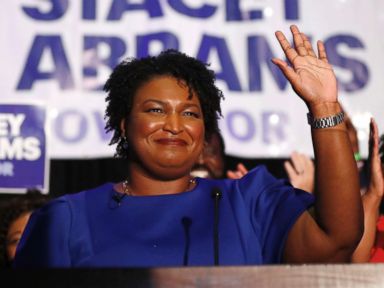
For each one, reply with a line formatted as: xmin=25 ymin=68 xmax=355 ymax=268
xmin=163 ymin=113 xmax=183 ymax=134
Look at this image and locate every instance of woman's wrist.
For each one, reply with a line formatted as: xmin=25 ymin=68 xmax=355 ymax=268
xmin=307 ymin=101 xmax=342 ymax=118
xmin=306 ymin=102 xmax=346 ymax=130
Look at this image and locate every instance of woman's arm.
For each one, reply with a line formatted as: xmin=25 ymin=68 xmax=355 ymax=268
xmin=272 ymin=25 xmax=364 ymax=263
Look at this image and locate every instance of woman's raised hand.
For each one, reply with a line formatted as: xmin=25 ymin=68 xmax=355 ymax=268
xmin=272 ymin=25 xmax=337 ymax=108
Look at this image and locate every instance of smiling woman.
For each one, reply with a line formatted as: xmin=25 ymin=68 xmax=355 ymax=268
xmin=122 ymin=76 xmax=205 ymax=184
xmin=13 ymin=26 xmax=363 ymax=268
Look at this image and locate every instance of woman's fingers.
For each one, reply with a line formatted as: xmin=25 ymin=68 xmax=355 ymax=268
xmin=301 ymin=33 xmax=316 ymax=57
xmin=275 ymin=30 xmax=298 ymax=64
xmin=290 ymin=25 xmax=308 ymax=57
xmin=271 ymin=58 xmax=298 ymax=84
xmin=275 ymin=26 xmax=328 ymax=66
xmin=317 ymin=40 xmax=329 ymax=63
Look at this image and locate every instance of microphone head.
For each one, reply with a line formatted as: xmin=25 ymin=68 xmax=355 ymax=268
xmin=211 ymin=187 xmax=222 ymax=199
xmin=111 ymin=193 xmax=126 ymax=205
xmin=181 ymin=217 xmax=192 ymax=227
xmin=109 ymin=193 xmax=125 ymax=209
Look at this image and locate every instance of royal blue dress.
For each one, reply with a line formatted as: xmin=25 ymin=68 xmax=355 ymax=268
xmin=13 ymin=166 xmax=314 ymax=268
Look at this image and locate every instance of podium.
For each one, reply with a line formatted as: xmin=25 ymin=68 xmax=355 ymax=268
xmin=3 ymin=264 xmax=384 ymax=287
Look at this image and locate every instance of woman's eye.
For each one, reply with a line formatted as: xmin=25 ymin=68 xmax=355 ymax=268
xmin=147 ymin=108 xmax=163 ymax=113
xmin=183 ymin=111 xmax=200 ymax=118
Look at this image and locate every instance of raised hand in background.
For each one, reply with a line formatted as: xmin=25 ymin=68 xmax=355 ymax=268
xmin=352 ymin=118 xmax=383 ymax=262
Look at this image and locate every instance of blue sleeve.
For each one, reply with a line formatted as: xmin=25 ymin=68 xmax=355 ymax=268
xmin=13 ymin=197 xmax=72 ymax=268
xmin=238 ymin=166 xmax=314 ymax=263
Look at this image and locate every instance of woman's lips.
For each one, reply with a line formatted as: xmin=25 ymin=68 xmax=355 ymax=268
xmin=155 ymin=138 xmax=187 ymax=146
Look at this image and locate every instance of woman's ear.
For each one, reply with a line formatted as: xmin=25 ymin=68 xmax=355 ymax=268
xmin=120 ymin=119 xmax=126 ymax=137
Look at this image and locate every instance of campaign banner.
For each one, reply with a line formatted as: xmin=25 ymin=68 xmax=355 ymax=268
xmin=1 ymin=1 xmax=383 ymax=159
xmin=0 ymin=103 xmax=49 ymax=194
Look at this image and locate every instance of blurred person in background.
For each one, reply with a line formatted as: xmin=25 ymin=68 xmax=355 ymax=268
xmin=0 ymin=189 xmax=50 ymax=268
xmin=352 ymin=122 xmax=383 ymax=262
xmin=191 ymin=131 xmax=226 ymax=179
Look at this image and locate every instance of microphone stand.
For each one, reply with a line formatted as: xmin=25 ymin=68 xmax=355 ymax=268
xmin=211 ymin=187 xmax=222 ymax=266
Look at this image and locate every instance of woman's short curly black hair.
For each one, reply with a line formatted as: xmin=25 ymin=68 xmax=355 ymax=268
xmin=104 ymin=49 xmax=224 ymax=158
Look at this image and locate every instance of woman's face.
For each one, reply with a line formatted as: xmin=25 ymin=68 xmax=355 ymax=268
xmin=6 ymin=212 xmax=31 ymax=261
xmin=123 ymin=76 xmax=205 ymax=179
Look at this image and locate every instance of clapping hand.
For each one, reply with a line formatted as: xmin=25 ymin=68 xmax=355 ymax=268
xmin=351 ymin=118 xmax=383 ymax=263
xmin=284 ymin=151 xmax=315 ymax=193
xmin=227 ymin=163 xmax=249 ymax=179
xmin=366 ymin=118 xmax=384 ymax=202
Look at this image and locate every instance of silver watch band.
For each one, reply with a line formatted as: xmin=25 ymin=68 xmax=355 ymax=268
xmin=307 ymin=111 xmax=345 ymax=129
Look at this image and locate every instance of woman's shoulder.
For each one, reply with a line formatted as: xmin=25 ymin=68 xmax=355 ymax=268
xmin=241 ymin=165 xmax=274 ymax=179
xmin=196 ymin=165 xmax=279 ymax=196
xmin=237 ymin=165 xmax=280 ymax=191
xmin=62 ymin=182 xmax=114 ymax=200
xmin=69 ymin=183 xmax=115 ymax=198
xmin=41 ymin=183 xmax=115 ymax=212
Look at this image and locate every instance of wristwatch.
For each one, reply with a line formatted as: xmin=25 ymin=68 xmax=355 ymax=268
xmin=307 ymin=111 xmax=345 ymax=129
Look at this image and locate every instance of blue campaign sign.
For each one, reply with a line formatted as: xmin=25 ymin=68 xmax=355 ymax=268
xmin=0 ymin=104 xmax=49 ymax=193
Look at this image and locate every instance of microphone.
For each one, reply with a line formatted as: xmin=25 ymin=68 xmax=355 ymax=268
xmin=181 ymin=217 xmax=192 ymax=266
xmin=211 ymin=187 xmax=222 ymax=266
xmin=109 ymin=193 xmax=126 ymax=209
